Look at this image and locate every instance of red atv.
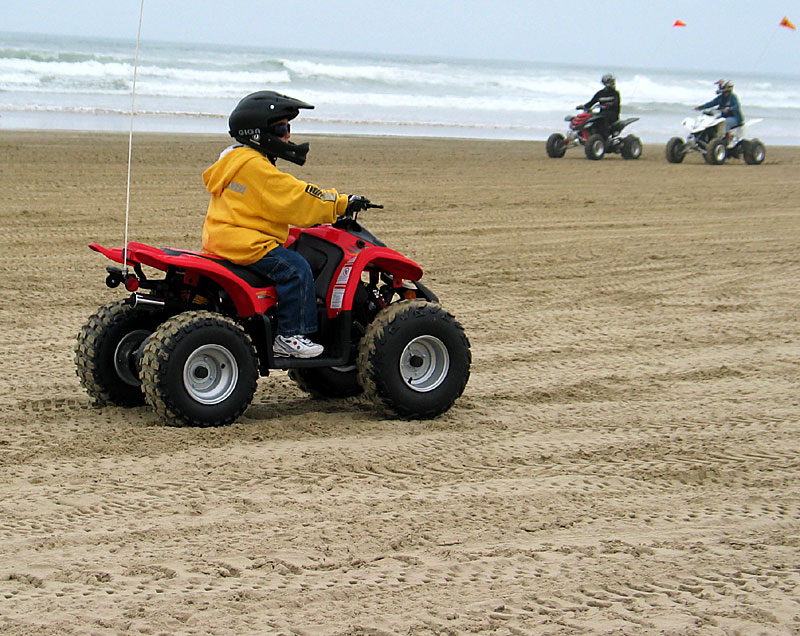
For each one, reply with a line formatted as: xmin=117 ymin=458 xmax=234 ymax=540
xmin=546 ymin=107 xmax=642 ymax=160
xmin=75 ymin=202 xmax=471 ymax=426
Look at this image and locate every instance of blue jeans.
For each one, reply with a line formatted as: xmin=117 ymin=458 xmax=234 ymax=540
xmin=724 ymin=116 xmax=740 ymax=132
xmin=248 ymin=246 xmax=317 ymax=336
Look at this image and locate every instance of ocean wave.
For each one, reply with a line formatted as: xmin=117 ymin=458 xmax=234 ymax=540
xmin=0 ymin=57 xmax=290 ymax=88
xmin=279 ymin=57 xmax=480 ymax=88
xmin=3 ymin=57 xmax=796 ymax=112
xmin=2 ymin=32 xmax=799 ymax=143
xmin=0 ymin=102 xmax=225 ymax=118
xmin=0 ymin=47 xmax=127 ymax=65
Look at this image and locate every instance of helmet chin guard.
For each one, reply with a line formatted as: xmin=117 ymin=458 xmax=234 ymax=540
xmin=228 ymin=91 xmax=314 ymax=165
xmin=244 ymin=135 xmax=311 ymax=166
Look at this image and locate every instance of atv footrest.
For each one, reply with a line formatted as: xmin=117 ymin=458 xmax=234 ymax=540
xmin=271 ymin=354 xmax=352 ymax=370
xmin=248 ymin=311 xmax=354 ymax=372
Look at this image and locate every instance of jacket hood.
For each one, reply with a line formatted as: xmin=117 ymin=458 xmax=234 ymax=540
xmin=202 ymin=145 xmax=261 ymax=196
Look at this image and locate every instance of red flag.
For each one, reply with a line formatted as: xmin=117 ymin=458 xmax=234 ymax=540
xmin=672 ymin=19 xmax=686 ymax=27
xmin=780 ymin=16 xmax=796 ymax=30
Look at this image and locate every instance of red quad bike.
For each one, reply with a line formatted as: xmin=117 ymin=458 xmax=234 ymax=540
xmin=546 ymin=107 xmax=642 ymax=161
xmin=75 ymin=202 xmax=471 ymax=426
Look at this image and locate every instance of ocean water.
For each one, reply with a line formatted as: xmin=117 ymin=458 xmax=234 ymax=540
xmin=2 ymin=31 xmax=799 ymax=145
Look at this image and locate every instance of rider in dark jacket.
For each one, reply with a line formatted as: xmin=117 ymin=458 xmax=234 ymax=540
xmin=581 ymin=73 xmax=620 ymax=139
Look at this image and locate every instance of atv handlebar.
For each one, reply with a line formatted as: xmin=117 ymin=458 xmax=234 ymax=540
xmin=343 ymin=196 xmax=383 ymax=220
xmin=334 ymin=199 xmax=384 ymax=236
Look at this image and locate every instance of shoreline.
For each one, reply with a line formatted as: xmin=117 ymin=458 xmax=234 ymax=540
xmin=5 ymin=128 xmax=800 ymax=156
xmin=3 ymin=109 xmax=800 ymax=146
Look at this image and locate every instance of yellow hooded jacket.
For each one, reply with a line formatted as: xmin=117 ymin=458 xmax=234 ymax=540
xmin=202 ymin=145 xmax=348 ymax=265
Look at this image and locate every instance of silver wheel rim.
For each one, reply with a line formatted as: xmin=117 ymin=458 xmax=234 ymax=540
xmin=114 ymin=329 xmax=149 ymax=386
xmin=399 ymin=336 xmax=449 ymax=393
xmin=714 ymin=144 xmax=725 ymax=162
xmin=183 ymin=344 xmax=238 ymax=405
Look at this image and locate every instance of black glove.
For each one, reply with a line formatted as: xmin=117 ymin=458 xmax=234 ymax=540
xmin=346 ymin=194 xmax=369 ymax=215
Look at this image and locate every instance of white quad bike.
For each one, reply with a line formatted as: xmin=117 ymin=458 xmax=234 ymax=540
xmin=665 ymin=108 xmax=765 ymax=165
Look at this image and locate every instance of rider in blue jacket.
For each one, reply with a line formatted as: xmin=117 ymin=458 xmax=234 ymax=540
xmin=696 ymin=80 xmax=743 ymax=134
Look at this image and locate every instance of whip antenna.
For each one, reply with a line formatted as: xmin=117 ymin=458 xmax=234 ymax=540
xmin=123 ymin=0 xmax=145 ymax=273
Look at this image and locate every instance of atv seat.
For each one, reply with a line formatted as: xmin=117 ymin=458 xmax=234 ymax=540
xmin=161 ymin=248 xmax=274 ymax=288
xmin=609 ymin=117 xmax=639 ymax=135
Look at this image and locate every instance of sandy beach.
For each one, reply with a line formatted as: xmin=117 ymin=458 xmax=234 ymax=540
xmin=1 ymin=130 xmax=799 ymax=635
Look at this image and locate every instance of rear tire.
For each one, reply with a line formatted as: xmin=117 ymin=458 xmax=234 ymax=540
xmin=585 ymin=134 xmax=606 ymax=160
xmin=546 ymin=133 xmax=566 ymax=158
xmin=357 ymin=300 xmax=470 ymax=419
xmin=621 ymin=135 xmax=642 ymax=160
xmin=705 ymin=138 xmax=727 ymax=165
xmin=140 ymin=311 xmax=258 ymax=427
xmin=75 ymin=300 xmax=165 ymax=407
xmin=744 ymin=139 xmax=766 ymax=165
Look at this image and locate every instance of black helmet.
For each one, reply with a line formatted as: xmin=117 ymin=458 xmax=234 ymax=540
xmin=602 ymin=73 xmax=616 ymax=88
xmin=228 ymin=90 xmax=314 ymax=165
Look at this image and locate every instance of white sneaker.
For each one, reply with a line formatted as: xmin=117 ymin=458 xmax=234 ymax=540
xmin=273 ymin=334 xmax=324 ymax=358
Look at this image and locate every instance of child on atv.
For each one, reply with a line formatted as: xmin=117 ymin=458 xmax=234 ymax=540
xmin=202 ymin=90 xmax=368 ymax=358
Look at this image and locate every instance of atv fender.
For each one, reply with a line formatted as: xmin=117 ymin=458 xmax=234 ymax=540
xmin=90 ymin=242 xmax=275 ymax=317
xmin=326 ymin=247 xmax=423 ymax=317
xmin=89 ymin=242 xmax=140 ymax=266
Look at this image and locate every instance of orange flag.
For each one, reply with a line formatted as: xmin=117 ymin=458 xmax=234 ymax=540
xmin=780 ymin=16 xmax=796 ymax=30
xmin=673 ymin=19 xmax=686 ymax=27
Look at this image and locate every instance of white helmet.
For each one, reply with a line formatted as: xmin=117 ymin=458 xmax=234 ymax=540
xmin=715 ymin=79 xmax=733 ymax=94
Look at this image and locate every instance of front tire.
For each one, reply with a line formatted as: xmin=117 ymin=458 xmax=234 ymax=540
xmin=585 ymin=134 xmax=606 ymax=160
xmin=665 ymin=137 xmax=686 ymax=163
xmin=75 ymin=300 xmax=165 ymax=407
xmin=704 ymin=138 xmax=727 ymax=165
xmin=139 ymin=311 xmax=258 ymax=427
xmin=357 ymin=300 xmax=470 ymax=419
xmin=621 ymin=135 xmax=642 ymax=160
xmin=546 ymin=133 xmax=566 ymax=158
xmin=744 ymin=139 xmax=766 ymax=165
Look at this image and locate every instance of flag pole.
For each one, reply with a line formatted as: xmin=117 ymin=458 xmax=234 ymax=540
xmin=630 ymin=20 xmax=683 ymax=101
xmin=752 ymin=17 xmax=795 ymax=73
xmin=751 ymin=26 xmax=778 ymax=74
xmin=123 ymin=0 xmax=145 ymax=274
